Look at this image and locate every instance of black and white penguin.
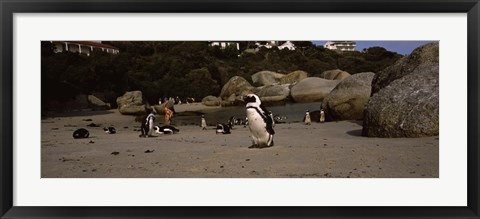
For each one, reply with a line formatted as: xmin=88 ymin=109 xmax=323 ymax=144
xmin=201 ymin=115 xmax=207 ymax=130
xmin=154 ymin=125 xmax=179 ymax=134
xmin=234 ymin=118 xmax=243 ymax=126
xmin=274 ymin=115 xmax=287 ymax=124
xmin=216 ymin=123 xmax=231 ymax=134
xmin=73 ymin=128 xmax=89 ymax=139
xmin=146 ymin=112 xmax=156 ymax=135
xmin=103 ymin=127 xmax=116 ymax=134
xmin=244 ymin=94 xmax=275 ymax=148
xmin=320 ymin=109 xmax=325 ymax=123
xmin=228 ymin=116 xmax=236 ymax=129
xmin=304 ymin=110 xmax=311 ymax=125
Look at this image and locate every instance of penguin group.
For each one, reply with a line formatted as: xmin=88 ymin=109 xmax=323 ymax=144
xmin=72 ymin=94 xmax=325 ymax=150
xmin=303 ymin=108 xmax=326 ymax=123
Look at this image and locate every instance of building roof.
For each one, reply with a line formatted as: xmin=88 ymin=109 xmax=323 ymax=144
xmin=64 ymin=41 xmax=119 ymax=50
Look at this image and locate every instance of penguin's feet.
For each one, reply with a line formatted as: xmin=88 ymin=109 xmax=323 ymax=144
xmin=248 ymin=144 xmax=258 ymax=149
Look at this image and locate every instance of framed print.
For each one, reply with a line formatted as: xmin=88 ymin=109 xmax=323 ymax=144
xmin=1 ymin=0 xmax=479 ymax=218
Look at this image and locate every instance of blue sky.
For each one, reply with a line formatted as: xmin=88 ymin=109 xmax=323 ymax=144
xmin=312 ymin=41 xmax=436 ymax=55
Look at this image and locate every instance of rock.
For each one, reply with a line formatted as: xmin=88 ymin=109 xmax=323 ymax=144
xmin=255 ymin=84 xmax=290 ymax=105
xmin=362 ymin=64 xmax=439 ymax=137
xmin=290 ymin=77 xmax=340 ymax=103
xmin=116 ymin=91 xmax=147 ymax=115
xmin=322 ymin=72 xmax=375 ymax=120
xmin=220 ymin=94 xmax=241 ymax=107
xmin=251 ymin=71 xmax=285 ymax=86
xmin=88 ymin=95 xmax=110 ymax=110
xmin=219 ymin=76 xmax=255 ymax=100
xmin=320 ymin=69 xmax=351 ymax=80
xmin=227 ymin=93 xmax=236 ymax=102
xmin=371 ymin=42 xmax=439 ymax=94
xmin=201 ymin=95 xmax=221 ymax=106
xmin=279 ymin=70 xmax=308 ymax=85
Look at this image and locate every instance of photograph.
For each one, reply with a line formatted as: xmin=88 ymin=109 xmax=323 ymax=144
xmin=40 ymin=40 xmax=440 ymax=178
xmin=2 ymin=0 xmax=478 ymax=217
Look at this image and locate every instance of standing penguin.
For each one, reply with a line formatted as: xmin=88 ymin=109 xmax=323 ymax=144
xmin=244 ymin=94 xmax=275 ymax=148
xmin=143 ymin=112 xmax=156 ymax=137
xmin=320 ymin=109 xmax=325 ymax=123
xmin=201 ymin=115 xmax=207 ymax=130
xmin=304 ymin=110 xmax=311 ymax=125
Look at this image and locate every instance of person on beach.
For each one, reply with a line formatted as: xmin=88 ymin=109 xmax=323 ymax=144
xmin=164 ymin=100 xmax=174 ymax=124
xmin=175 ymin=96 xmax=181 ymax=105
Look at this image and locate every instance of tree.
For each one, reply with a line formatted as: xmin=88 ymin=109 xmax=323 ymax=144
xmin=185 ymin=68 xmax=220 ymax=99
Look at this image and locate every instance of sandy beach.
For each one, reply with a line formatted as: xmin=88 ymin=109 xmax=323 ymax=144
xmin=41 ymin=103 xmax=439 ymax=178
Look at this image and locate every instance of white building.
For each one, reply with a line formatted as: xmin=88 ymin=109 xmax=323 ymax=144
xmin=324 ymin=41 xmax=356 ymax=52
xmin=51 ymin=41 xmax=120 ymax=56
xmin=256 ymin=41 xmax=296 ymax=51
xmin=278 ymin=41 xmax=296 ymax=50
xmin=209 ymin=41 xmax=240 ymax=50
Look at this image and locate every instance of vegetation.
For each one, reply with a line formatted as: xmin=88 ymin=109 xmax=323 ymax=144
xmin=41 ymin=41 xmax=402 ymax=107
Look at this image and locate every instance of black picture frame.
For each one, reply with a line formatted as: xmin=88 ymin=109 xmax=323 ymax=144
xmin=1 ymin=0 xmax=479 ymax=218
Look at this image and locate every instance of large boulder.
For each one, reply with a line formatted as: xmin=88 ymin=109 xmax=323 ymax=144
xmin=322 ymin=72 xmax=375 ymax=120
xmin=116 ymin=91 xmax=147 ymax=115
xmin=290 ymin=77 xmax=340 ymax=103
xmin=219 ymin=76 xmax=255 ymax=100
xmin=251 ymin=71 xmax=285 ymax=86
xmin=371 ymin=42 xmax=439 ymax=94
xmin=362 ymin=64 xmax=439 ymax=137
xmin=88 ymin=95 xmax=111 ymax=110
xmin=320 ymin=69 xmax=351 ymax=80
xmin=255 ymin=84 xmax=290 ymax=105
xmin=220 ymin=93 xmax=241 ymax=107
xmin=201 ymin=95 xmax=221 ymax=106
xmin=279 ymin=70 xmax=308 ymax=85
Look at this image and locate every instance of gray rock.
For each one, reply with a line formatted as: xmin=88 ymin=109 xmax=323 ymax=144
xmin=219 ymin=76 xmax=255 ymax=100
xmin=88 ymin=95 xmax=110 ymax=110
xmin=290 ymin=77 xmax=340 ymax=103
xmin=201 ymin=95 xmax=221 ymax=106
xmin=320 ymin=69 xmax=351 ymax=80
xmin=255 ymin=84 xmax=290 ymax=104
xmin=116 ymin=91 xmax=147 ymax=115
xmin=322 ymin=72 xmax=375 ymax=120
xmin=362 ymin=64 xmax=439 ymax=137
xmin=279 ymin=70 xmax=308 ymax=85
xmin=251 ymin=71 xmax=285 ymax=86
xmin=371 ymin=42 xmax=439 ymax=94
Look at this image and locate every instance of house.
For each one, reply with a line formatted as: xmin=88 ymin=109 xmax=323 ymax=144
xmin=51 ymin=41 xmax=120 ymax=56
xmin=278 ymin=41 xmax=296 ymax=50
xmin=324 ymin=41 xmax=356 ymax=52
xmin=255 ymin=41 xmax=296 ymax=51
xmin=209 ymin=41 xmax=240 ymax=50
xmin=255 ymin=41 xmax=277 ymax=49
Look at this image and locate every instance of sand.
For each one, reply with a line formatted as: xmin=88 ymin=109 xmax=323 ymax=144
xmin=41 ymin=104 xmax=439 ymax=178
